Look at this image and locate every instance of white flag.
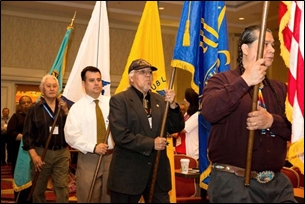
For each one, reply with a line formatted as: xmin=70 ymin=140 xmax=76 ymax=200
xmin=63 ymin=1 xmax=110 ymax=103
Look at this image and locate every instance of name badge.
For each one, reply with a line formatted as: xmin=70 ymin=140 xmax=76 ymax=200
xmin=148 ymin=117 xmax=152 ymax=129
xmin=50 ymin=126 xmax=59 ymax=135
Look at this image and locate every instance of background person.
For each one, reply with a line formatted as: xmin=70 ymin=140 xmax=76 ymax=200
xmin=201 ymin=25 xmax=296 ymax=203
xmin=7 ymin=95 xmax=33 ymax=202
xmin=1 ymin=107 xmax=11 ymax=165
xmin=174 ymin=88 xmax=199 ymax=160
xmin=107 ymin=59 xmax=185 ymax=203
xmin=65 ymin=66 xmax=114 ymax=203
xmin=23 ymin=74 xmax=70 ymax=203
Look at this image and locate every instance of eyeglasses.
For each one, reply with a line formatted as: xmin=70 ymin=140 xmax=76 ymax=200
xmin=135 ymin=70 xmax=153 ymax=76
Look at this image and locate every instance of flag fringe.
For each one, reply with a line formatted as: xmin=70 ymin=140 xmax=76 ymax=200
xmin=288 ymin=137 xmax=304 ymax=174
xmin=171 ymin=59 xmax=199 ymax=93
xmin=278 ymin=1 xmax=292 ymax=68
xmin=199 ymin=164 xmax=212 ymax=190
xmin=285 ymin=96 xmax=293 ymax=122
xmin=12 ymin=180 xmax=32 ymax=192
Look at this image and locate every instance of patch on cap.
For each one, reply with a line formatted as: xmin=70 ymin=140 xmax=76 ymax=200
xmin=128 ymin=59 xmax=158 ymax=73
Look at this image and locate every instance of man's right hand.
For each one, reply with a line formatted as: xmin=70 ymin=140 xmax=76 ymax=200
xmin=154 ymin=137 xmax=167 ymax=150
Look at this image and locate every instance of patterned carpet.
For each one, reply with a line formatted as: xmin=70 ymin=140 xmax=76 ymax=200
xmin=1 ymin=164 xmax=77 ymax=203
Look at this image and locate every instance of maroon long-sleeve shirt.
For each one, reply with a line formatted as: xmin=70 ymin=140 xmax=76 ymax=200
xmin=201 ymin=68 xmax=291 ymax=172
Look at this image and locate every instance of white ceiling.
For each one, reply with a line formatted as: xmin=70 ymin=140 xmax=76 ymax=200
xmin=1 ymin=1 xmax=280 ymax=35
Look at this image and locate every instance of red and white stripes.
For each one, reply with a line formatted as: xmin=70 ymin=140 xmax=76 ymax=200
xmin=279 ymin=1 xmax=304 ymax=174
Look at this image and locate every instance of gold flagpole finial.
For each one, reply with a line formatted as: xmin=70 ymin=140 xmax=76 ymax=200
xmin=68 ymin=11 xmax=77 ymax=28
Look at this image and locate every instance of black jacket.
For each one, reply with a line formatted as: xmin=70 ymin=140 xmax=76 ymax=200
xmin=107 ymin=87 xmax=184 ymax=195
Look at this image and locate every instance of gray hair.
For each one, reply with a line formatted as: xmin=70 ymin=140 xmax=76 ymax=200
xmin=39 ymin=74 xmax=59 ymax=92
xmin=128 ymin=70 xmax=135 ymax=85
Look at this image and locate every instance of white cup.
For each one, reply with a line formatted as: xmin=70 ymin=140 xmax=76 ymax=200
xmin=180 ymin=158 xmax=190 ymax=173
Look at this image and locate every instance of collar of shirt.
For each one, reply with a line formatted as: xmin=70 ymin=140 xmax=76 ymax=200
xmin=84 ymin=94 xmax=103 ymax=104
xmin=131 ymin=86 xmax=151 ymax=102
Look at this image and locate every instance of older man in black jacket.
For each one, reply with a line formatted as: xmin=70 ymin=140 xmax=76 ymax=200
xmin=107 ymin=59 xmax=184 ymax=203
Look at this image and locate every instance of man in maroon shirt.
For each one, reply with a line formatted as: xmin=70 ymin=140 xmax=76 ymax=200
xmin=201 ymin=25 xmax=296 ymax=203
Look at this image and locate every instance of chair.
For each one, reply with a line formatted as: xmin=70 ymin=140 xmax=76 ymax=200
xmin=174 ymin=154 xmax=202 ymax=203
xmin=291 ymin=166 xmax=304 ymax=188
xmin=281 ymin=166 xmax=300 ymax=188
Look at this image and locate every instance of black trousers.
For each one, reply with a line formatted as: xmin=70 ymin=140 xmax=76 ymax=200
xmin=110 ymin=182 xmax=170 ymax=203
xmin=1 ymin=134 xmax=10 ymax=164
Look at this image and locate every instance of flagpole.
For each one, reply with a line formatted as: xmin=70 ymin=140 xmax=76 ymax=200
xmin=244 ymin=1 xmax=269 ymax=186
xmin=27 ymin=107 xmax=61 ymax=201
xmin=86 ymin=127 xmax=110 ymax=203
xmin=15 ymin=191 xmax=21 ymax=203
xmin=148 ymin=68 xmax=177 ymax=203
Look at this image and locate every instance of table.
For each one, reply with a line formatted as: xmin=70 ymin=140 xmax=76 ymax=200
xmin=174 ymin=169 xmax=200 ymax=179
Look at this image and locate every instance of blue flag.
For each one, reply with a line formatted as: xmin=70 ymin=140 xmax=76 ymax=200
xmin=171 ymin=1 xmax=230 ymax=190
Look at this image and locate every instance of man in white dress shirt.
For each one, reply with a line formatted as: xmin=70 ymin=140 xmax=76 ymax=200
xmin=64 ymin=66 xmax=114 ymax=203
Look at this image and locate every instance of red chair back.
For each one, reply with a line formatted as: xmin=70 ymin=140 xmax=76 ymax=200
xmin=291 ymin=166 xmax=304 ymax=188
xmin=281 ymin=166 xmax=300 ymax=188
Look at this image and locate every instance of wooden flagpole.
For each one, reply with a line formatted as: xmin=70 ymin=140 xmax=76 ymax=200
xmin=86 ymin=127 xmax=110 ymax=203
xmin=244 ymin=1 xmax=270 ymax=186
xmin=148 ymin=68 xmax=176 ymax=203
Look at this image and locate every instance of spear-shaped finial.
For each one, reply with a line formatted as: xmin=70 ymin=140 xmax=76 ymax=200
xmin=69 ymin=11 xmax=77 ymax=28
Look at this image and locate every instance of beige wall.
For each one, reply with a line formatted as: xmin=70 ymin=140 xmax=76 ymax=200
xmin=1 ymin=15 xmax=288 ymax=112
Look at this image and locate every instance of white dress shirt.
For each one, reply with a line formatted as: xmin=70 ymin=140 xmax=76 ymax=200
xmin=64 ymin=94 xmax=114 ymax=154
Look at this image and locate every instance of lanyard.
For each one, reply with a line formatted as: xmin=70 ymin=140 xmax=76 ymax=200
xmin=43 ymin=104 xmax=54 ymax=120
xmin=258 ymin=87 xmax=275 ymax=137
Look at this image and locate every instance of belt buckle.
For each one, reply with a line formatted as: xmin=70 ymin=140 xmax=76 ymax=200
xmin=256 ymin=170 xmax=275 ymax=183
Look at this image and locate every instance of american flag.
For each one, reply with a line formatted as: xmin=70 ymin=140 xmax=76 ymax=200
xmin=279 ymin=1 xmax=304 ymax=174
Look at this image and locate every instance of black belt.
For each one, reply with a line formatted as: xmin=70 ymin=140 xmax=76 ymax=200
xmin=37 ymin=145 xmax=67 ymax=151
xmin=212 ymin=163 xmax=275 ymax=184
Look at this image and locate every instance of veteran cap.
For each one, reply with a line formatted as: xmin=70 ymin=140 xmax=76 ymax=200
xmin=128 ymin=59 xmax=158 ymax=73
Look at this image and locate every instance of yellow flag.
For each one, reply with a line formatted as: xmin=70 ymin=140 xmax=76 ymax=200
xmin=115 ymin=1 xmax=167 ymax=95
xmin=114 ymin=1 xmax=176 ymax=202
